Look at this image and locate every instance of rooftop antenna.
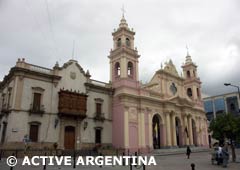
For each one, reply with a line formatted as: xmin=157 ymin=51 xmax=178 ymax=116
xmin=121 ymin=5 xmax=126 ymax=17
xmin=72 ymin=40 xmax=75 ymax=60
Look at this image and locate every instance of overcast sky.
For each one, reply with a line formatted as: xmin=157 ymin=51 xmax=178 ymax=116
xmin=0 ymin=0 xmax=240 ymax=96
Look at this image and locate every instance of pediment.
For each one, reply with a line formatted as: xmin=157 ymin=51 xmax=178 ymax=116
xmin=59 ymin=60 xmax=89 ymax=77
xmin=169 ymin=95 xmax=194 ymax=107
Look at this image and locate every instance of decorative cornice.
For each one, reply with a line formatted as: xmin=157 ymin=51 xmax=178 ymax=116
xmin=0 ymin=67 xmax=61 ymax=90
xmin=85 ymin=82 xmax=114 ymax=95
xmin=116 ymin=92 xmax=205 ymax=113
xmin=108 ymin=46 xmax=140 ymax=59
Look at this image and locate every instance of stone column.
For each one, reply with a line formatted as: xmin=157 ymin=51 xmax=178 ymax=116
xmin=141 ymin=112 xmax=146 ymax=147
xmin=196 ymin=117 xmax=201 ymax=146
xmin=138 ymin=112 xmax=142 ymax=147
xmin=192 ymin=86 xmax=198 ymax=100
xmin=198 ymin=118 xmax=202 ymax=146
xmin=171 ymin=113 xmax=177 ymax=146
xmin=166 ymin=113 xmax=172 ymax=147
xmin=120 ymin=57 xmax=127 ymax=78
xmin=188 ymin=116 xmax=193 ymax=145
xmin=204 ymin=118 xmax=209 ymax=146
xmin=124 ymin=108 xmax=129 ymax=148
xmin=148 ymin=114 xmax=153 ymax=148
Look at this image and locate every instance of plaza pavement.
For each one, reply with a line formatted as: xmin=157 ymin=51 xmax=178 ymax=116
xmin=0 ymin=149 xmax=239 ymax=170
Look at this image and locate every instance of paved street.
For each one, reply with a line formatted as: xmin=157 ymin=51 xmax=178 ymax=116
xmin=0 ymin=150 xmax=239 ymax=170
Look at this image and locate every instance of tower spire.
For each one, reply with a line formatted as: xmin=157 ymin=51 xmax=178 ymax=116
xmin=119 ymin=5 xmax=128 ymax=28
xmin=185 ymin=45 xmax=192 ymax=64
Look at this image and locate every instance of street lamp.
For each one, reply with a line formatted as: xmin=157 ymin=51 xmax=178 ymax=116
xmin=224 ymin=83 xmax=240 ymax=98
xmin=224 ymin=83 xmax=239 ymax=162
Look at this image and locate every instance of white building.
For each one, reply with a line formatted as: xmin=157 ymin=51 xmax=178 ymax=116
xmin=0 ymin=58 xmax=113 ymax=150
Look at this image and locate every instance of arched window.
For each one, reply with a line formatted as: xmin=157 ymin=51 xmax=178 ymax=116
xmin=127 ymin=62 xmax=133 ymax=76
xmin=115 ymin=62 xmax=120 ymax=77
xmin=187 ymin=88 xmax=192 ymax=97
xmin=117 ymin=38 xmax=121 ymax=47
xmin=187 ymin=70 xmax=191 ymax=78
xmin=126 ymin=38 xmax=130 ymax=47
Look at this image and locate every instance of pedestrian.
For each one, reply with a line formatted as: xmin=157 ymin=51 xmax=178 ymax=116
xmin=222 ymin=143 xmax=229 ymax=168
xmin=217 ymin=145 xmax=223 ymax=165
xmin=186 ymin=146 xmax=191 ymax=159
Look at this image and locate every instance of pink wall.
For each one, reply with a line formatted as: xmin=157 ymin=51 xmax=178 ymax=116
xmin=112 ymin=97 xmax=124 ymax=148
xmin=129 ymin=123 xmax=138 ymax=149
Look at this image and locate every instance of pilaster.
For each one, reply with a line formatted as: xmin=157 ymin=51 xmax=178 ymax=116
xmin=171 ymin=113 xmax=177 ymax=146
xmin=188 ymin=115 xmax=193 ymax=145
xmin=166 ymin=113 xmax=172 ymax=146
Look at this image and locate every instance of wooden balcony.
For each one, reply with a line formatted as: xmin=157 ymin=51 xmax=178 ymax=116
xmin=58 ymin=89 xmax=88 ymax=118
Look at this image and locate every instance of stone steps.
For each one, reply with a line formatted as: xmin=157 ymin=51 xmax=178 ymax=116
xmin=152 ymin=147 xmax=210 ymax=156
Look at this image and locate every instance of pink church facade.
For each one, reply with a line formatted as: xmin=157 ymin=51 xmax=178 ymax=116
xmin=110 ymin=16 xmax=209 ymax=152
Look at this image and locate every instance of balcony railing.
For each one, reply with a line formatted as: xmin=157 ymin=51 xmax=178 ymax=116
xmin=94 ymin=112 xmax=105 ymax=121
xmin=29 ymin=104 xmax=45 ymax=115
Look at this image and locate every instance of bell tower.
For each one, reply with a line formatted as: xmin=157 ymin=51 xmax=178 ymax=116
xmin=108 ymin=15 xmax=140 ymax=88
xmin=182 ymin=52 xmax=202 ymax=101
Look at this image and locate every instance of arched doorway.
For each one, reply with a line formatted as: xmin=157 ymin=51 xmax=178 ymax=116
xmin=192 ymin=119 xmax=197 ymax=146
xmin=152 ymin=114 xmax=161 ymax=149
xmin=64 ymin=126 xmax=75 ymax=150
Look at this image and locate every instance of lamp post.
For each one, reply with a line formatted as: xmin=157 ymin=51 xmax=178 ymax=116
xmin=223 ymin=83 xmax=239 ymax=162
xmin=224 ymin=83 xmax=240 ymax=99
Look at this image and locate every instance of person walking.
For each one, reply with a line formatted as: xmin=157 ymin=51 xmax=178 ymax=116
xmin=217 ymin=145 xmax=223 ymax=165
xmin=186 ymin=146 xmax=192 ymax=159
xmin=222 ymin=143 xmax=229 ymax=168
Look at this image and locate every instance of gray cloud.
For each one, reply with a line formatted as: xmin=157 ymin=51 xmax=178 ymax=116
xmin=0 ymin=0 xmax=240 ymax=96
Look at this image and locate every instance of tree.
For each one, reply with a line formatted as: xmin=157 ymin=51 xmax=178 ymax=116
xmin=209 ymin=113 xmax=240 ymax=162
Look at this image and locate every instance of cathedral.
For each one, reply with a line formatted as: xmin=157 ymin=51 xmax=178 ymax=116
xmin=0 ymin=15 xmax=209 ymax=152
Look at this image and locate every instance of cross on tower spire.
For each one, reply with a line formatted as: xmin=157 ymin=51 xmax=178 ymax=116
xmin=185 ymin=45 xmax=193 ymax=64
xmin=121 ymin=5 xmax=126 ymax=18
xmin=186 ymin=45 xmax=190 ymax=56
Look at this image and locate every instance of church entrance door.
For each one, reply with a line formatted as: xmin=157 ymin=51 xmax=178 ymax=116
xmin=152 ymin=114 xmax=161 ymax=149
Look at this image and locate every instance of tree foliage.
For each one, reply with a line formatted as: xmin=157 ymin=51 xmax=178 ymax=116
xmin=209 ymin=113 xmax=240 ymax=143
